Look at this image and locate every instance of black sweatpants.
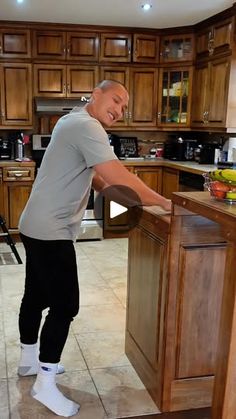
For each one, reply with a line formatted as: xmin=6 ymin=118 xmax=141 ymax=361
xmin=19 ymin=233 xmax=79 ymax=363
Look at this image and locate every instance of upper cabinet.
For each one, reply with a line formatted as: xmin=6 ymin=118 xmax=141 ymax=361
xmin=158 ymin=66 xmax=193 ymax=128
xmin=159 ymin=33 xmax=194 ymax=63
xmin=133 ymin=34 xmax=159 ymax=64
xmin=99 ymin=33 xmax=132 ymax=62
xmin=33 ymin=64 xmax=99 ymax=97
xmin=195 ymin=18 xmax=233 ymax=60
xmin=191 ymin=56 xmax=232 ymax=129
xmin=0 ymin=63 xmax=33 ymax=127
xmin=0 ymin=29 xmax=31 ymax=59
xmin=33 ymin=30 xmax=99 ymax=61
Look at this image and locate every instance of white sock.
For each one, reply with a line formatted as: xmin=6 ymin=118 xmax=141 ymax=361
xmin=31 ymin=362 xmax=80 ymax=417
xmin=18 ymin=343 xmax=65 ymax=376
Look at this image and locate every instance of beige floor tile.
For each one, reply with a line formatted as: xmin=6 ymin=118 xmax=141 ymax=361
xmin=8 ymin=370 xmax=107 ymax=419
xmin=90 ymin=365 xmax=161 ymax=418
xmin=77 ymin=331 xmax=130 ymax=370
xmin=0 ymin=379 xmax=9 ymax=419
xmin=0 ymin=342 xmax=7 ymax=379
xmin=61 ymin=335 xmax=87 ymax=372
xmin=80 ymin=284 xmax=120 ymax=306
xmin=72 ymin=304 xmax=126 ymax=334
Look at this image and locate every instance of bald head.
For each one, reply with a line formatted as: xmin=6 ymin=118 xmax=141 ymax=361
xmin=96 ymin=79 xmax=128 ymax=95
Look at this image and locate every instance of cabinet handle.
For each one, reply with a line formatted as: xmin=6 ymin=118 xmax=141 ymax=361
xmin=128 ymin=48 xmax=131 ymax=55
xmin=157 ymin=112 xmax=161 ymax=119
xmin=13 ymin=172 xmax=23 ymax=177
xmin=0 ymin=41 xmax=2 ymax=54
xmin=1 ymin=109 xmax=5 ymax=117
xmin=67 ymin=45 xmax=70 ymax=54
xmin=67 ymin=84 xmax=70 ymax=94
xmin=129 ymin=112 xmax=132 ymax=119
xmin=63 ymin=83 xmax=66 ymax=94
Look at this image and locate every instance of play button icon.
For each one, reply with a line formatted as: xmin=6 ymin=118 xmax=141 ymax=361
xmin=110 ymin=201 xmax=127 ymax=219
xmin=94 ymin=185 xmax=143 ymax=233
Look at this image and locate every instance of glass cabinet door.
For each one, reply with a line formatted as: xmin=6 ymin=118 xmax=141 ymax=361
xmin=160 ymin=34 xmax=193 ymax=63
xmin=158 ymin=67 xmax=192 ymax=127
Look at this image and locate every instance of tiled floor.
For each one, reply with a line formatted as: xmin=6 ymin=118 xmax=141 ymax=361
xmin=0 ymin=238 xmax=160 ymax=418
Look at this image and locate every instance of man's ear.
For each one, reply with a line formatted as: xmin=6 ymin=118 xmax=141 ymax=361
xmin=92 ymin=87 xmax=102 ymax=100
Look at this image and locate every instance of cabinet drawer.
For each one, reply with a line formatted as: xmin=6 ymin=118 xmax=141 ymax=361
xmin=3 ymin=167 xmax=35 ymax=181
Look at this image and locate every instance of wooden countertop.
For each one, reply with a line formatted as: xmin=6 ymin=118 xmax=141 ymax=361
xmin=0 ymin=160 xmax=35 ymax=167
xmin=121 ymin=158 xmax=216 ymax=175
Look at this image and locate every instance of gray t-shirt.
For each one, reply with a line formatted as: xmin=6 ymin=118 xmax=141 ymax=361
xmin=19 ymin=107 xmax=117 ymax=241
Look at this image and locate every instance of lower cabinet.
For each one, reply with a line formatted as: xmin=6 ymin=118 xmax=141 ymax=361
xmin=162 ymin=167 xmax=179 ymax=198
xmin=125 ymin=207 xmax=226 ymax=412
xmin=103 ymin=166 xmax=162 ymax=237
xmin=0 ymin=163 xmax=35 ymax=231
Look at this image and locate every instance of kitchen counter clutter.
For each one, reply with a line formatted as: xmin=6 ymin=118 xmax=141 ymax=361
xmin=125 ymin=191 xmax=236 ymax=416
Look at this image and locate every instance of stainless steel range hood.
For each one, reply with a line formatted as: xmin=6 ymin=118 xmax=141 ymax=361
xmin=35 ymin=97 xmax=89 ymax=114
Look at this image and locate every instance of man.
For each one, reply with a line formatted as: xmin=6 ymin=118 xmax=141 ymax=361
xmin=18 ymin=80 xmax=171 ymax=417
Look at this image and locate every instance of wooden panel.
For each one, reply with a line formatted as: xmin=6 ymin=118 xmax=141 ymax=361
xmin=176 ymin=245 xmax=226 ymax=378
xmin=191 ymin=63 xmax=208 ymax=126
xmin=3 ymin=182 xmax=32 ymax=229
xmin=3 ymin=166 xmax=34 ymax=181
xmin=33 ymin=64 xmax=66 ymax=97
xmin=67 ymin=65 xmax=98 ymax=97
xmin=207 ymin=57 xmax=230 ymax=126
xmin=170 ymin=377 xmax=214 ymax=411
xmin=213 ymin=19 xmax=232 ymax=54
xmin=33 ymin=31 xmax=66 ymax=59
xmin=162 ymin=168 xmax=179 ymax=199
xmin=0 ymin=63 xmax=32 ymax=126
xmin=134 ymin=167 xmax=162 ymax=193
xmin=100 ymin=33 xmax=132 ymax=62
xmin=67 ymin=32 xmax=99 ymax=61
xmin=133 ymin=34 xmax=159 ymax=63
xmin=0 ymin=29 xmax=31 ymax=58
xmin=129 ymin=68 xmax=158 ymax=127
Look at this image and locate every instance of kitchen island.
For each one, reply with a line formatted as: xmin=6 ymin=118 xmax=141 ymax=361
xmin=125 ymin=191 xmax=236 ymax=417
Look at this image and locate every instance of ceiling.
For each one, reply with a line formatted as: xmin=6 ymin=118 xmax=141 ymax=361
xmin=0 ymin=0 xmax=234 ymax=29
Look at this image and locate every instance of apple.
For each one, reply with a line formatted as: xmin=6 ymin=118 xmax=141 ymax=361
xmin=210 ymin=180 xmax=230 ymax=199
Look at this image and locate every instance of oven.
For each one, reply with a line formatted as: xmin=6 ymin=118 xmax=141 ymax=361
xmin=32 ymin=135 xmax=103 ymax=240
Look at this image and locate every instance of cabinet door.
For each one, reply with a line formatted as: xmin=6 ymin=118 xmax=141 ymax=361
xmin=191 ymin=62 xmax=208 ymax=126
xmin=196 ymin=18 xmax=233 ymax=59
xmin=207 ymin=57 xmax=230 ymax=127
xmin=195 ymin=27 xmax=213 ymax=59
xmin=134 ymin=167 xmax=162 ymax=193
xmin=158 ymin=67 xmax=192 ymax=127
xmin=0 ymin=63 xmax=33 ymax=127
xmin=0 ymin=29 xmax=31 ymax=59
xmin=133 ymin=34 xmax=159 ymax=64
xmin=33 ymin=64 xmax=67 ymax=97
xmin=67 ymin=32 xmax=99 ymax=61
xmin=129 ymin=68 xmax=158 ymax=127
xmin=100 ymin=66 xmax=130 ymax=126
xmin=3 ymin=182 xmax=32 ymax=230
xmin=100 ymin=33 xmax=132 ymax=62
xmin=160 ymin=34 xmax=194 ymax=63
xmin=67 ymin=65 xmax=98 ymax=97
xmin=0 ymin=169 xmax=4 ymax=217
xmin=33 ymin=31 xmax=66 ymax=59
xmin=162 ymin=168 xmax=179 ymax=198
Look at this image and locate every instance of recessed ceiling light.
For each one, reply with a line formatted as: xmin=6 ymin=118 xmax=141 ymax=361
xmin=17 ymin=0 xmax=24 ymax=3
xmin=141 ymin=3 xmax=152 ymax=11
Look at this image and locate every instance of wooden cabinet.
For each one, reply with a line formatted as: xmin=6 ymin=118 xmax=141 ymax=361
xmin=33 ymin=30 xmax=99 ymax=61
xmin=0 ymin=63 xmax=33 ymax=127
xmin=129 ymin=67 xmax=158 ymax=128
xmin=126 ymin=206 xmax=226 ymax=412
xmin=133 ymin=33 xmax=159 ymax=63
xmin=0 ymin=163 xmax=35 ymax=231
xmin=0 ymin=28 xmax=31 ymax=59
xmin=99 ymin=33 xmax=132 ymax=62
xmin=196 ymin=18 xmax=233 ymax=60
xmin=191 ymin=56 xmax=231 ymax=128
xmin=104 ymin=165 xmax=162 ymax=236
xmin=100 ymin=66 xmax=158 ymax=128
xmin=162 ymin=167 xmax=179 ymax=198
xmin=33 ymin=63 xmax=99 ymax=97
xmin=160 ymin=33 xmax=194 ymax=63
xmin=158 ymin=66 xmax=193 ymax=127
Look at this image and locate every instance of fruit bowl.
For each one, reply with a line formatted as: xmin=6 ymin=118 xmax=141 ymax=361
xmin=203 ymin=170 xmax=236 ymax=204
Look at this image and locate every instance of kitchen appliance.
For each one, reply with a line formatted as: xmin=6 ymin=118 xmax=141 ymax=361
xmin=35 ymin=97 xmax=88 ymax=114
xmin=109 ymin=134 xmax=139 ymax=159
xmin=163 ymin=138 xmax=198 ymax=161
xmin=222 ymin=137 xmax=236 ymax=162
xmin=198 ymin=143 xmax=220 ymax=164
xmin=32 ymin=135 xmax=103 ymax=240
xmin=0 ymin=139 xmax=12 ymax=160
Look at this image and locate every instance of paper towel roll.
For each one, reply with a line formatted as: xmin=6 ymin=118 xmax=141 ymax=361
xmin=227 ymin=137 xmax=236 ymax=161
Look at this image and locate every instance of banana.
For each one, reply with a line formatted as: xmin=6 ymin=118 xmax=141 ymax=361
xmin=208 ymin=169 xmax=236 ymax=185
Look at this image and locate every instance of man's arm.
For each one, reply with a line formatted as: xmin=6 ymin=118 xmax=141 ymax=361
xmin=94 ymin=159 xmax=171 ymax=211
